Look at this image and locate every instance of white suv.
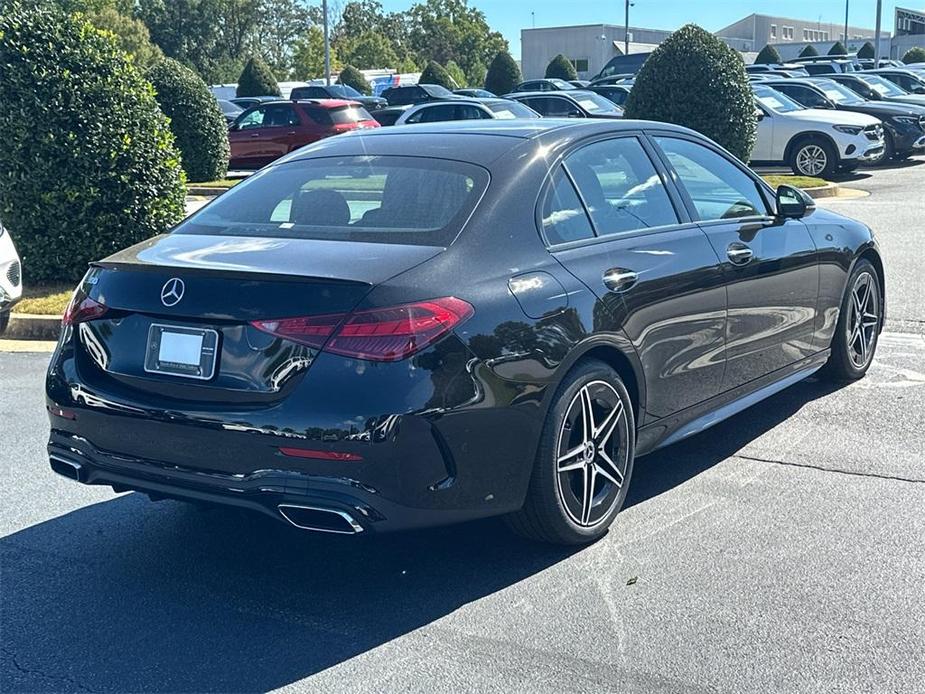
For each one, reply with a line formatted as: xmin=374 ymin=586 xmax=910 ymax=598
xmin=751 ymin=84 xmax=884 ymax=177
xmin=0 ymin=220 xmax=22 ymax=335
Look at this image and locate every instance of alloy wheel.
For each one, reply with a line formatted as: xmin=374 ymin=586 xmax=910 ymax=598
xmin=846 ymin=271 xmax=879 ymax=369
xmin=555 ymin=380 xmax=629 ymax=528
xmin=796 ymin=144 xmax=828 ymax=176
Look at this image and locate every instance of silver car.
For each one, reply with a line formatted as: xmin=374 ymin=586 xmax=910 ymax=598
xmin=0 ymin=220 xmax=22 ymax=334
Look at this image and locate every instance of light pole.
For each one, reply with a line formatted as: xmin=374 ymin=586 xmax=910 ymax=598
xmin=873 ymin=0 xmax=882 ymax=64
xmin=843 ymin=0 xmax=849 ymax=46
xmin=624 ymin=0 xmax=632 ymax=55
xmin=323 ymin=0 xmax=331 ymax=86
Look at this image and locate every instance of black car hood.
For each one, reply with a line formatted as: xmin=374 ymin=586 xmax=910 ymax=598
xmin=840 ymin=101 xmax=925 ymax=118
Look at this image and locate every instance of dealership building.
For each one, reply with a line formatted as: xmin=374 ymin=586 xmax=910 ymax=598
xmin=521 ymin=10 xmax=923 ymax=79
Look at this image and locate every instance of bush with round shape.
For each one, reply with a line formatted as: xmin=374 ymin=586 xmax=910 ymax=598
xmin=754 ymin=44 xmax=781 ymax=65
xmin=485 ymin=51 xmax=521 ymax=95
xmin=147 ymin=58 xmax=229 ymax=182
xmin=419 ymin=60 xmax=456 ymax=89
xmin=799 ymin=44 xmax=819 ymax=58
xmin=903 ymin=46 xmax=925 ymax=64
xmin=337 ymin=65 xmax=371 ymax=95
xmin=857 ymin=41 xmax=876 ymax=60
xmin=237 ymin=56 xmax=281 ymax=97
xmin=545 ymin=53 xmax=578 ymax=80
xmin=445 ymin=60 xmax=467 ymax=88
xmin=829 ymin=41 xmax=847 ymax=56
xmin=0 ymin=1 xmax=186 ymax=284
xmin=623 ymin=24 xmax=757 ymax=162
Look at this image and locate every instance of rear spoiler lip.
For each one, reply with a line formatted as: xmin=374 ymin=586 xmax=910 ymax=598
xmin=89 ymin=260 xmax=373 ymax=287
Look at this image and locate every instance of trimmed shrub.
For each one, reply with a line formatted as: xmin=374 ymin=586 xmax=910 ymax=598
xmin=419 ymin=60 xmax=456 ymax=89
xmin=485 ymin=51 xmax=521 ymax=96
xmin=466 ymin=60 xmax=487 ymax=89
xmin=829 ymin=41 xmax=847 ymax=56
xmin=337 ymin=65 xmax=371 ymax=95
xmin=624 ymin=24 xmax=756 ymax=162
xmin=754 ymin=44 xmax=782 ymax=65
xmin=0 ymin=1 xmax=185 ymax=283
xmin=545 ymin=53 xmax=578 ymax=80
xmin=147 ymin=58 xmax=229 ymax=183
xmin=903 ymin=46 xmax=925 ymax=64
xmin=445 ymin=60 xmax=467 ymax=88
xmin=799 ymin=44 xmax=819 ymax=57
xmin=857 ymin=41 xmax=876 ymax=59
xmin=237 ymin=56 xmax=281 ymax=97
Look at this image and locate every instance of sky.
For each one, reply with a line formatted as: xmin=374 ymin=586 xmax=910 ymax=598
xmin=378 ymin=0 xmax=909 ymax=59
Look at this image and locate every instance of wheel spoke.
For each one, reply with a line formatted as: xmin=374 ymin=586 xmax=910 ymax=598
xmin=557 ymin=445 xmax=586 ymax=471
xmin=594 ymin=400 xmax=623 ymax=447
xmin=597 ymin=448 xmax=625 ymax=486
xmin=581 ymin=465 xmax=596 ymax=525
xmin=579 ymin=386 xmax=595 ymax=444
xmin=594 ymin=462 xmax=622 ymax=488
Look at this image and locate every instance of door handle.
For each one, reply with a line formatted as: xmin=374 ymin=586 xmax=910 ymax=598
xmin=602 ymin=268 xmax=638 ymax=293
xmin=726 ymin=243 xmax=754 ymax=266
xmin=250 ymin=133 xmax=260 ymax=138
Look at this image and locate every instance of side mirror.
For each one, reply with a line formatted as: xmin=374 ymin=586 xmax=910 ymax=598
xmin=755 ymin=108 xmax=765 ymax=121
xmin=776 ymin=184 xmax=815 ymax=219
xmin=914 ymin=86 xmax=925 ymax=95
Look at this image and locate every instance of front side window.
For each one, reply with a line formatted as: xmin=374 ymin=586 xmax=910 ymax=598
xmin=485 ymin=100 xmax=540 ymax=119
xmin=564 ymin=137 xmax=679 ymax=236
xmin=263 ymin=104 xmax=301 ymax=127
xmin=407 ymin=104 xmax=457 ymax=123
xmin=813 ymin=80 xmax=865 ymax=105
xmin=176 ymin=156 xmax=488 ymax=246
xmin=456 ymin=104 xmax=491 ymax=120
xmin=541 ymin=168 xmax=595 ymax=245
xmin=654 ymin=137 xmax=768 ymax=221
xmin=238 ymin=108 xmax=266 ymax=129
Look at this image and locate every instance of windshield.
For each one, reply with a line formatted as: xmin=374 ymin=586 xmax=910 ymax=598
xmin=753 ymin=86 xmax=805 ymax=113
xmin=861 ymin=75 xmax=908 ymax=96
xmin=811 ymin=80 xmax=866 ymax=105
xmin=549 ymin=78 xmax=576 ymax=90
xmin=574 ymin=92 xmax=623 ymax=114
xmin=175 ymin=156 xmax=489 ymax=246
xmin=422 ymin=84 xmax=454 ymax=97
xmin=327 ymin=84 xmax=363 ymax=98
xmin=484 ymin=100 xmax=540 ymax=119
xmin=218 ymin=100 xmax=243 ymax=115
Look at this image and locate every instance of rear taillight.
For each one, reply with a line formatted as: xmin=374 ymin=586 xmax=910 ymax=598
xmin=251 ymin=297 xmax=474 ymax=362
xmin=62 ymin=292 xmax=107 ymax=326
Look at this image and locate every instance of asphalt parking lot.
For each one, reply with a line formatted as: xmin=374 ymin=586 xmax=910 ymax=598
xmin=2 ymin=159 xmax=924 ymax=693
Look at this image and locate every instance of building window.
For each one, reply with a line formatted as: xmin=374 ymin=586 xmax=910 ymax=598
xmin=571 ymin=58 xmax=589 ymax=74
xmin=770 ymin=24 xmax=777 ymax=39
xmin=783 ymin=26 xmax=794 ymax=40
xmin=803 ymin=29 xmax=808 ymax=40
xmin=823 ymin=31 xmax=829 ymax=40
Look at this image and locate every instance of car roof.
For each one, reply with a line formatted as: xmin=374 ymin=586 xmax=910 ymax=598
xmin=506 ymin=90 xmax=582 ymax=99
xmin=287 ymin=98 xmax=360 ymax=108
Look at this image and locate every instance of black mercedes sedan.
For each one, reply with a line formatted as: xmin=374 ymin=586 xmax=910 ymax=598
xmin=46 ymin=120 xmax=885 ymax=545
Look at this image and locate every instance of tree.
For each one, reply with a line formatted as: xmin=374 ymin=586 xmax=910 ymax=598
xmin=237 ymin=55 xmax=281 ymax=96
xmin=337 ymin=65 xmax=371 ymax=95
xmin=291 ymin=25 xmax=339 ymax=78
xmin=340 ymin=30 xmax=399 ymax=69
xmin=754 ymin=44 xmax=781 ymax=65
xmin=624 ymin=24 xmax=756 ymax=162
xmin=465 ymin=60 xmax=486 ymax=89
xmin=829 ymin=40 xmax=847 ymax=56
xmin=902 ymin=46 xmax=925 ymax=64
xmin=90 ymin=6 xmax=164 ymax=68
xmin=857 ymin=41 xmax=875 ymax=59
xmin=799 ymin=44 xmax=819 ymax=58
xmin=147 ymin=58 xmax=229 ymax=182
xmin=445 ymin=60 xmax=467 ymax=88
xmin=0 ymin=1 xmax=185 ymax=282
xmin=484 ymin=50 xmax=521 ymax=95
xmin=545 ymin=53 xmax=578 ymax=80
xmin=419 ymin=60 xmax=456 ymax=89
xmin=253 ymin=0 xmax=313 ymax=77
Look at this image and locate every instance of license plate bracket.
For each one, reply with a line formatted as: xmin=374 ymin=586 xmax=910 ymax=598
xmin=144 ymin=324 xmax=219 ymax=381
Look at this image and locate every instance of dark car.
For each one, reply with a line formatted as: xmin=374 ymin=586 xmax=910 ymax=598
xmin=454 ymin=88 xmax=496 ymax=98
xmin=790 ymin=58 xmax=858 ymax=75
xmin=589 ymin=83 xmax=632 ymax=107
xmin=46 ymin=120 xmax=885 ymax=545
xmin=381 ymin=83 xmax=463 ymax=106
xmin=370 ymin=104 xmax=412 ymax=126
xmin=230 ymin=95 xmax=280 ymax=110
xmin=227 ymin=99 xmax=378 ymax=169
xmin=594 ymin=52 xmax=651 ymax=80
xmin=766 ymin=77 xmax=925 ymax=160
xmin=828 ymin=72 xmax=925 ymax=108
xmin=289 ymin=84 xmax=387 ymax=111
xmin=513 ymin=78 xmax=576 ymax=92
xmin=863 ymin=68 xmax=925 ymax=95
xmin=216 ymin=99 xmax=244 ymax=126
xmin=506 ymin=90 xmax=624 ymax=119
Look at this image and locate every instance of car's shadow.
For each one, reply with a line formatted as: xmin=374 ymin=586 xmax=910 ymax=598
xmin=1 ymin=376 xmax=844 ymax=692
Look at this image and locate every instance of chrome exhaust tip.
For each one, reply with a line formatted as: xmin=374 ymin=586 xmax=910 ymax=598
xmin=50 ymin=455 xmax=86 ymax=483
xmin=277 ymin=504 xmax=364 ymax=534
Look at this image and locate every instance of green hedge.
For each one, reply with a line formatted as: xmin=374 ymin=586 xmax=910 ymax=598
xmin=419 ymin=60 xmax=456 ymax=89
xmin=754 ymin=44 xmax=781 ymax=64
xmin=237 ymin=56 xmax=281 ymax=97
xmin=857 ymin=42 xmax=875 ymax=60
xmin=147 ymin=58 xmax=229 ymax=183
xmin=545 ymin=54 xmax=578 ymax=80
xmin=0 ymin=1 xmax=186 ymax=283
xmin=484 ymin=51 xmax=521 ymax=95
xmin=337 ymin=65 xmax=371 ymax=95
xmin=799 ymin=44 xmax=819 ymax=57
xmin=903 ymin=47 xmax=925 ymax=64
xmin=624 ymin=24 xmax=757 ymax=162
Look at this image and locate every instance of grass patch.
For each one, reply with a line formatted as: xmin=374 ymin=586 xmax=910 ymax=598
xmin=761 ymin=174 xmax=827 ymax=189
xmin=13 ymin=284 xmax=73 ymax=315
xmin=188 ymin=178 xmax=242 ymax=189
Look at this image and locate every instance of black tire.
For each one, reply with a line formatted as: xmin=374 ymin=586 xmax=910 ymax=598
xmin=0 ymin=311 xmax=8 ymax=335
xmin=505 ymin=359 xmax=635 ymax=545
xmin=876 ymin=130 xmax=895 ymax=165
xmin=821 ymin=259 xmax=881 ymax=381
xmin=789 ymin=138 xmax=837 ymax=178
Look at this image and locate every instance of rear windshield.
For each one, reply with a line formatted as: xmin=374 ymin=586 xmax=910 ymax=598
xmin=175 ymin=156 xmax=489 ymax=246
xmin=329 ymin=105 xmax=373 ymax=124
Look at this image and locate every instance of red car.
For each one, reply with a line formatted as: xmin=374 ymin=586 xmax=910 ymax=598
xmin=228 ymin=99 xmax=379 ymax=169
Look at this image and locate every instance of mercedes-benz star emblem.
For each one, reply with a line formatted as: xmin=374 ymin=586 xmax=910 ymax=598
xmin=160 ymin=278 xmax=185 ymax=307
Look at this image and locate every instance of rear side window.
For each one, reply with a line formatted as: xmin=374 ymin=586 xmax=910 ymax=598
xmin=565 ymin=137 xmax=678 ymax=236
xmin=541 ymin=168 xmax=595 ymax=245
xmin=654 ymin=137 xmax=768 ymax=221
xmin=175 ymin=156 xmax=488 ymax=246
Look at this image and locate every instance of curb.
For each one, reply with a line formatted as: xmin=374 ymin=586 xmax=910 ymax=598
xmin=7 ymin=313 xmax=61 ymax=341
xmin=802 ymin=183 xmax=840 ymax=199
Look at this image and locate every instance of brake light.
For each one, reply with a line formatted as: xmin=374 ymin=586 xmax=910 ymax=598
xmin=251 ymin=297 xmax=474 ymax=362
xmin=278 ymin=447 xmax=363 ymax=462
xmin=62 ymin=292 xmax=108 ymax=326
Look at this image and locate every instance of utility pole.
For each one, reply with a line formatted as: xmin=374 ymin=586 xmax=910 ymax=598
xmin=624 ymin=0 xmax=630 ymax=55
xmin=843 ymin=0 xmax=849 ymax=45
xmin=323 ymin=0 xmax=331 ymax=86
xmin=873 ymin=0 xmax=882 ymax=64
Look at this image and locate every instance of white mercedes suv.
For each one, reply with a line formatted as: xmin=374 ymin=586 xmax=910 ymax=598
xmin=751 ymin=84 xmax=884 ymax=177
xmin=0 ymin=220 xmax=22 ymax=335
